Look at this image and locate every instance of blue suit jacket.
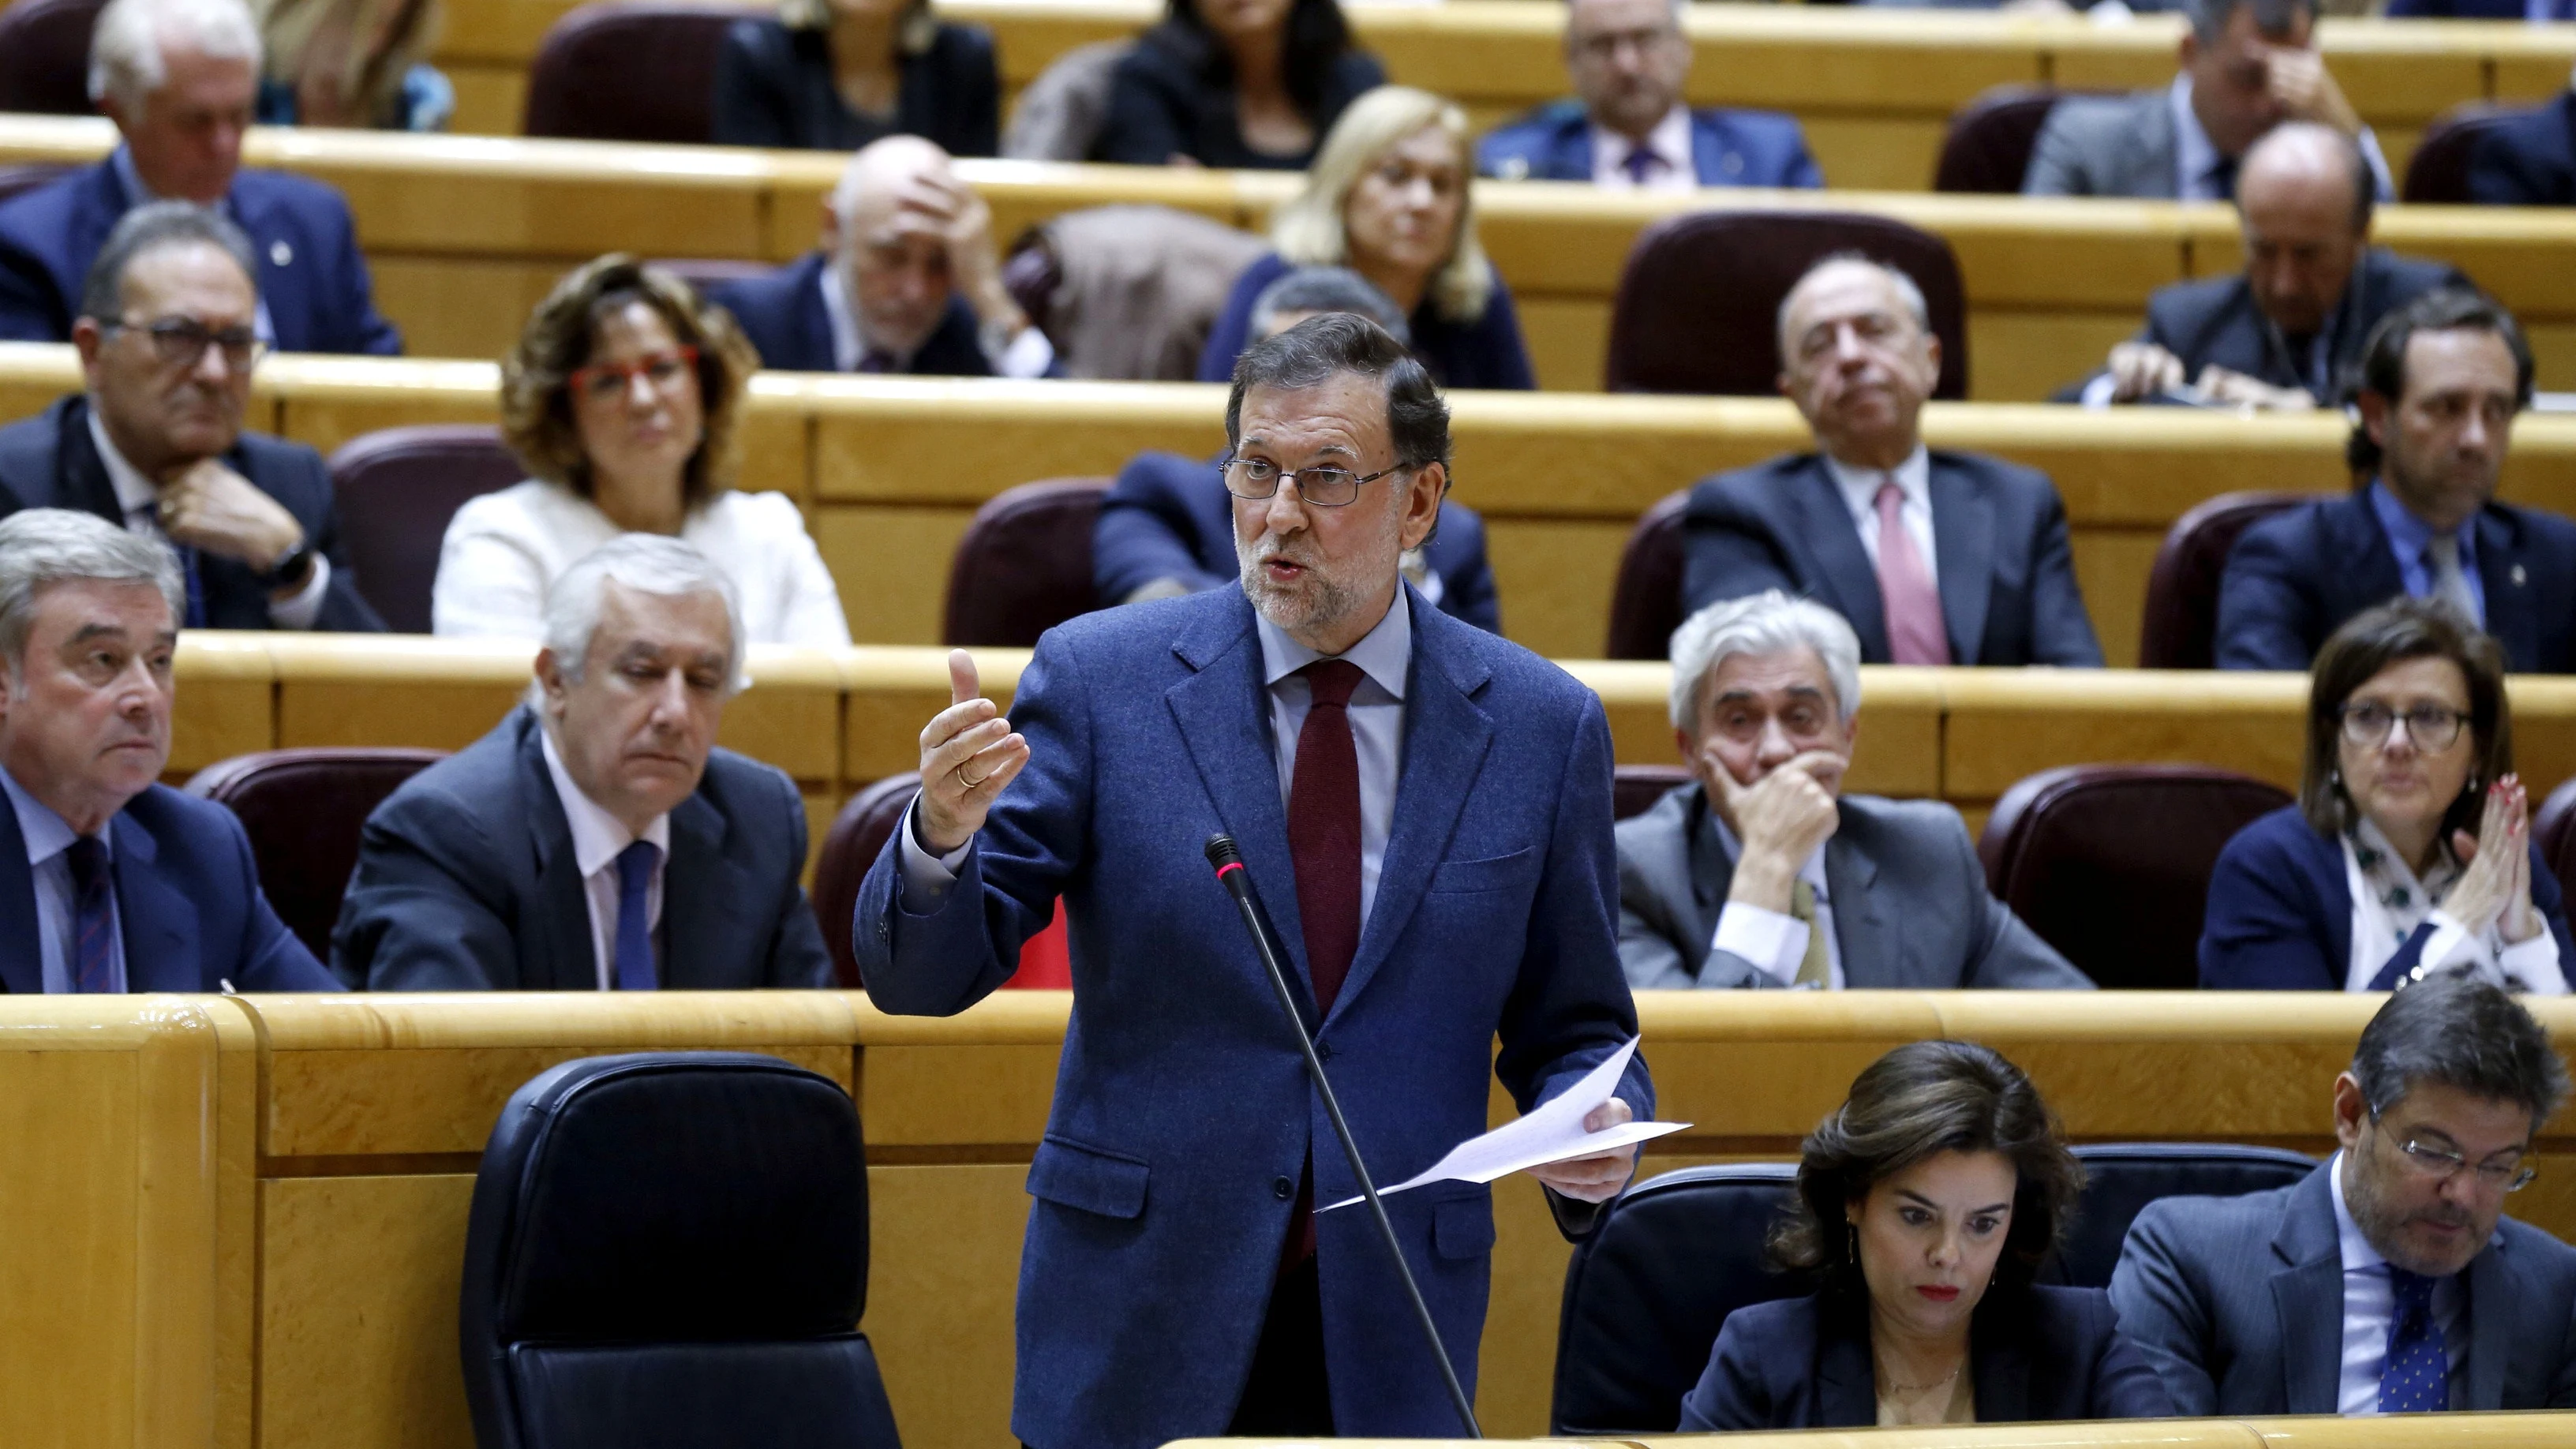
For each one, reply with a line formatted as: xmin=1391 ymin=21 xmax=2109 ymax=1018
xmin=331 ymin=706 xmax=833 ymax=990
xmin=2199 ymin=804 xmax=2575 ymax=990
xmin=2470 ymin=92 xmax=2576 ymax=207
xmin=2111 ymin=1162 xmax=2576 ymax=1415
xmin=1681 ymin=451 xmax=2105 ymax=667
xmin=1475 ymin=99 xmax=1824 ymax=189
xmin=0 ymin=158 xmax=400 ymax=355
xmin=1680 ymin=1286 xmax=2173 ymax=1429
xmin=853 ymin=584 xmax=1651 ymax=1448
xmin=0 ymin=781 xmax=338 ymax=993
xmin=2215 ymin=489 xmax=2576 ymax=673
xmin=702 ymin=251 xmax=1017 ymax=377
xmin=1091 ymin=449 xmax=1501 ymax=632
xmin=1198 ymin=251 xmax=1537 ymax=391
xmin=2387 ymin=0 xmax=2531 ymax=14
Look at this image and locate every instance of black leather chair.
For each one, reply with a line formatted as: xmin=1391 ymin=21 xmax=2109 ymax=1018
xmin=2404 ymin=103 xmax=2526 ymax=205
xmin=2136 ymin=490 xmax=2314 ymax=668
xmin=1604 ymin=489 xmax=1690 ymax=661
xmin=0 ymin=0 xmax=105 ymax=116
xmin=2536 ymin=777 xmax=2576 ymax=907
xmin=2045 ymin=1143 xmax=2316 ymax=1290
xmin=941 ymin=477 xmax=1109 ymax=647
xmin=184 ymin=747 xmax=449 ymax=958
xmin=1933 ymin=86 xmax=2062 ymax=193
xmin=1613 ymin=764 xmax=1691 ymax=822
xmin=522 ymin=1 xmax=759 ymax=144
xmin=328 ymin=425 xmax=524 ymax=633
xmin=811 ymin=773 xmax=922 ymax=990
xmin=461 ymin=1052 xmax=901 ymax=1449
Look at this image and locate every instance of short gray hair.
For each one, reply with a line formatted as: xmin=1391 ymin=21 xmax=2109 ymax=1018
xmin=1248 ymin=267 xmax=1411 ymax=346
xmin=88 ymin=0 xmax=262 ymax=114
xmin=80 ymin=201 xmax=259 ymax=324
xmin=2352 ymin=975 xmax=2570 ymax=1131
xmin=1667 ymin=590 xmax=1863 ymax=732
xmin=2185 ymin=0 xmax=2315 ymax=43
xmin=0 ymin=509 xmax=186 ymax=671
xmin=1775 ymin=252 xmax=1930 ymax=361
xmin=539 ymin=536 xmax=748 ymax=695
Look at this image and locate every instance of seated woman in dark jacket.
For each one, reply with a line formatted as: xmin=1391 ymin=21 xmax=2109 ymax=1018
xmin=710 ymin=0 xmax=998 ymax=156
xmin=1094 ymin=0 xmax=1383 ymax=170
xmin=2202 ymin=597 xmax=2571 ymax=994
xmin=1198 ymin=86 xmax=1536 ymax=391
xmin=1680 ymin=1041 xmax=2173 ymax=1430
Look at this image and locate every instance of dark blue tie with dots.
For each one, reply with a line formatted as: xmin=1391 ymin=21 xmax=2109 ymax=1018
xmin=2379 ymin=1267 xmax=2449 ymax=1413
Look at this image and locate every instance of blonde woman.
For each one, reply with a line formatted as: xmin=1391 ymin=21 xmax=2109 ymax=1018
xmin=710 ymin=0 xmax=998 ymax=155
xmin=253 ymin=0 xmax=451 ymax=130
xmin=433 ymin=256 xmax=851 ymax=647
xmin=1197 ymin=86 xmax=1534 ymax=389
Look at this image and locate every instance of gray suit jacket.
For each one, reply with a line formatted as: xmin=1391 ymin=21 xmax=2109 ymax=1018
xmin=2024 ymin=90 xmax=2180 ymax=198
xmin=1613 ymin=781 xmax=2091 ymax=990
xmin=2110 ymin=1162 xmax=2576 ymax=1416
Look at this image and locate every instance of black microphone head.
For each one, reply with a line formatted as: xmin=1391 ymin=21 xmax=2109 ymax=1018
xmin=1204 ymin=833 xmax=1241 ymax=871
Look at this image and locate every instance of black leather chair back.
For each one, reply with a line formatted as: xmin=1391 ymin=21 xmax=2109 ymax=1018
xmin=2136 ymin=490 xmax=2313 ymax=668
xmin=328 ymin=425 xmax=524 ymax=633
xmin=812 ymin=773 xmax=922 ymax=989
xmin=2537 ymin=777 xmax=2576 ymax=908
xmin=1612 ymin=764 xmax=1690 ymax=822
xmin=522 ymin=1 xmax=759 ymax=143
xmin=0 ymin=0 xmax=105 ymax=115
xmin=184 ymin=747 xmax=449 ymax=957
xmin=1933 ymin=86 xmax=2062 ymax=193
xmin=2404 ymin=103 xmax=2524 ymax=205
xmin=462 ymin=1052 xmax=899 ymax=1449
xmin=942 ymin=477 xmax=1109 ymax=646
xmin=1604 ymin=489 xmax=1690 ymax=661
xmin=2046 ymin=1143 xmax=2316 ymax=1288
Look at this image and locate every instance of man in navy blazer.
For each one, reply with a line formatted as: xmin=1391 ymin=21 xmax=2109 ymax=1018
xmin=703 ymin=135 xmax=1059 ymax=378
xmin=857 ymin=315 xmax=1652 ymax=1447
xmin=0 ymin=0 xmax=398 ymax=355
xmin=0 ymin=508 xmax=336 ymax=994
xmin=1683 ymin=256 xmax=2103 ymax=667
xmin=2112 ymin=978 xmax=2576 ymax=1415
xmin=2469 ymin=91 xmax=2576 ymax=208
xmin=1477 ymin=0 xmax=1821 ymax=189
xmin=2218 ymin=289 xmax=2576 ymax=672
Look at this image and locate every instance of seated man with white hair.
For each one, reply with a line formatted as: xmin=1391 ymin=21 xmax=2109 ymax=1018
xmin=0 ymin=0 xmax=399 ymax=354
xmin=1616 ymin=590 xmax=2091 ymax=991
xmin=331 ymin=535 xmax=834 ymax=991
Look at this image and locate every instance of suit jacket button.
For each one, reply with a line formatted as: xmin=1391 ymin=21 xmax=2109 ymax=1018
xmin=1315 ymin=1042 xmax=1332 ymax=1062
xmin=1273 ymin=1176 xmax=1294 ymax=1200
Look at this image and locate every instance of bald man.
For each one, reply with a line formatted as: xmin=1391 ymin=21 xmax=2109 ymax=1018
xmin=2076 ymin=123 xmax=2462 ymax=410
xmin=702 ymin=135 xmax=1060 ymax=378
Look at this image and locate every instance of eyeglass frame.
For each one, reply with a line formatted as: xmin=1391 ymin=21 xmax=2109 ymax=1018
xmin=99 ymin=315 xmax=266 ymax=373
xmin=2335 ymin=699 xmax=2470 ymax=752
xmin=2365 ymin=1099 xmax=2537 ymax=1193
xmin=1217 ymin=451 xmax=1413 ymax=508
xmin=567 ymin=345 xmax=702 ymax=404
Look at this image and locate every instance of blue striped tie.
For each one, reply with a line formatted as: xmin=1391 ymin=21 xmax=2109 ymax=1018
xmin=65 ymin=836 xmax=115 ymax=993
xmin=2379 ymin=1267 xmax=2449 ymax=1413
xmin=612 ymin=841 xmax=660 ymax=991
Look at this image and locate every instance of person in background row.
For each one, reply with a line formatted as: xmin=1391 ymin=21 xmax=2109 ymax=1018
xmin=1477 ymin=0 xmax=1822 ymax=190
xmin=1683 ymin=1041 xmax=2170 ymax=1428
xmin=1682 ymin=255 xmax=2102 ymax=668
xmin=1095 ymin=266 xmax=1500 ymax=631
xmin=2201 ymin=599 xmax=2571 ymax=994
xmin=0 ymin=0 xmax=401 ymax=354
xmin=436 ymin=256 xmax=848 ymax=646
xmin=0 ymin=204 xmax=380 ymax=632
xmin=338 ymin=536 xmax=835 ymax=991
xmin=2076 ymin=123 xmax=2461 ymax=410
xmin=705 ymin=136 xmax=1058 ymax=380
xmin=2218 ymin=289 xmax=2576 ymax=672
xmin=2467 ymin=70 xmax=2576 ymax=208
xmin=1619 ymin=592 xmax=2091 ymax=992
xmin=710 ymin=0 xmax=998 ymax=157
xmin=0 ymin=509 xmax=339 ymax=993
xmin=2387 ymin=0 xmax=2573 ymax=19
xmin=252 ymin=0 xmax=452 ymax=131
xmin=1201 ymin=86 xmax=1536 ymax=391
xmin=1095 ymin=0 xmax=1384 ymax=170
xmin=2114 ymin=978 xmax=2576 ymax=1413
xmin=2024 ymin=0 xmax=2391 ymax=202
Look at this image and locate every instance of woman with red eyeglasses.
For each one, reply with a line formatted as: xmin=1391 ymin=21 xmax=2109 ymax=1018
xmin=432 ymin=255 xmax=850 ymax=646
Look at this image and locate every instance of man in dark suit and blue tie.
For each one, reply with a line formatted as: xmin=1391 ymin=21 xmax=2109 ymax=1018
xmin=858 ymin=313 xmax=1653 ymax=1447
xmin=1477 ymin=0 xmax=1821 ymax=190
xmin=0 ymin=508 xmax=337 ymax=993
xmin=0 ymin=0 xmax=399 ymax=355
xmin=1682 ymin=256 xmax=2104 ymax=668
xmin=2217 ymin=288 xmax=2576 ymax=672
xmin=2112 ymin=976 xmax=2576 ymax=1414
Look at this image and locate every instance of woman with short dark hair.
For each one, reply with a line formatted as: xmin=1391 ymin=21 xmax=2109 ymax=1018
xmin=1679 ymin=1040 xmax=2170 ymax=1429
xmin=1093 ymin=0 xmax=1383 ymax=170
xmin=2201 ymin=597 xmax=2569 ymax=993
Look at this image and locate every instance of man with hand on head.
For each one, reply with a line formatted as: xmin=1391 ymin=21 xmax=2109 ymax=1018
xmin=0 ymin=204 xmax=380 ymax=633
xmin=2112 ymin=976 xmax=2576 ymax=1413
xmin=1618 ymin=590 xmax=2089 ymax=992
xmin=857 ymin=313 xmax=1651 ymax=1447
xmin=0 ymin=508 xmax=337 ymax=992
xmin=332 ymin=536 xmax=832 ymax=991
xmin=704 ymin=133 xmax=1058 ymax=378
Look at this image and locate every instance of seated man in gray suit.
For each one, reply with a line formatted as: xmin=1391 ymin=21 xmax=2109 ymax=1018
xmin=1615 ymin=590 xmax=2091 ymax=991
xmin=333 ymin=535 xmax=833 ymax=990
xmin=2112 ymin=977 xmax=2576 ymax=1414
xmin=2024 ymin=0 xmax=2391 ymax=203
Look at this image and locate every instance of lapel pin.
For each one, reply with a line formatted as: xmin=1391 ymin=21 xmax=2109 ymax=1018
xmin=2513 ymin=564 xmax=2528 ymax=587
xmin=270 ymin=240 xmax=293 ymax=267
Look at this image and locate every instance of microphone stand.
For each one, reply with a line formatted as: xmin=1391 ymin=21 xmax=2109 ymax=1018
xmin=1204 ymin=833 xmax=1481 ymax=1440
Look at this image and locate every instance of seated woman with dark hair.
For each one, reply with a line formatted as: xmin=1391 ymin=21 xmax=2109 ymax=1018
xmin=2202 ymin=597 xmax=2571 ymax=993
xmin=710 ymin=0 xmax=999 ymax=155
xmin=1680 ymin=1040 xmax=2172 ymax=1430
xmin=1094 ymin=0 xmax=1383 ymax=170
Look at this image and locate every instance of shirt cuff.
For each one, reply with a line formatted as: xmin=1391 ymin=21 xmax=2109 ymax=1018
xmin=2078 ymin=372 xmax=2119 ymax=409
xmin=1712 ymin=900 xmax=1807 ymax=987
xmin=896 ymin=797 xmax=972 ymax=914
xmin=266 ymin=553 xmax=331 ymax=631
xmin=2417 ymin=909 xmax=2481 ymax=976
xmin=992 ymin=326 xmax=1056 ymax=380
xmin=2499 ymin=926 xmax=2568 ymax=995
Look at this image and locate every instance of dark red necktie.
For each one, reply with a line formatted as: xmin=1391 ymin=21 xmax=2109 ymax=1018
xmin=1281 ymin=659 xmax=1364 ymax=1267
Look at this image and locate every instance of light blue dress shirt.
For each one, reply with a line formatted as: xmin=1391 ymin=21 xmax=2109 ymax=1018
xmin=0 ymin=764 xmax=127 ymax=994
xmin=2328 ymin=1149 xmax=2470 ymax=1413
xmin=2368 ymin=481 xmax=2488 ymax=627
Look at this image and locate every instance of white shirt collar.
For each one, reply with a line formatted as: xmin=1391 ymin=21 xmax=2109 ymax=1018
xmin=818 ymin=256 xmax=864 ymax=375
xmin=2170 ymin=73 xmax=2227 ymax=202
xmin=0 ymin=762 xmax=82 ymax=867
xmin=85 ymin=404 xmax=163 ymax=523
xmin=537 ymin=719 xmax=672 ymax=879
xmin=1822 ymin=444 xmax=1931 ymax=521
xmin=1589 ymin=105 xmax=1694 ymax=190
xmin=1252 ymin=583 xmax=1413 ymax=700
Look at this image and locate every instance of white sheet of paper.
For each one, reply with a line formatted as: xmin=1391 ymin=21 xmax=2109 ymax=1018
xmin=1320 ymin=1038 xmax=1690 ymax=1211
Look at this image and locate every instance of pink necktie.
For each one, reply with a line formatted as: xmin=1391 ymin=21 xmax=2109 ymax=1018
xmin=1874 ymin=480 xmax=1950 ymax=665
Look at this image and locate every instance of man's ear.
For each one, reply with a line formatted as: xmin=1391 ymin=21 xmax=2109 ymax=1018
xmin=818 ymin=199 xmax=841 ymax=254
xmin=2357 ymin=388 xmax=2393 ymax=451
xmin=533 ymin=649 xmax=568 ymax=714
xmin=73 ymin=317 xmax=104 ymax=380
xmin=2331 ymin=1071 xmax=2370 ymax=1150
xmin=1398 ymin=461 xmax=1446 ymax=552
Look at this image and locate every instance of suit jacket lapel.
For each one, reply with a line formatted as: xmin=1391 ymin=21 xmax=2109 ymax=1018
xmin=109 ymin=811 xmax=196 ymax=992
xmin=658 ymin=794 xmax=738 ymax=989
xmin=2462 ymin=1234 xmax=2513 ymax=1410
xmin=1682 ymin=788 xmax=1730 ymax=974
xmin=1798 ymin=459 xmax=1890 ymax=661
xmin=2474 ymin=509 xmax=2538 ymax=673
xmin=0 ymin=792 xmax=40 ymax=994
xmin=1823 ymin=823 xmax=1888 ymax=987
xmin=515 ymin=723 xmax=602 ymax=992
xmin=53 ymin=396 xmax=125 ymax=523
xmin=1814 ymin=1312 xmax=1876 ymax=1425
xmin=2335 ymin=492 xmax=2409 ymax=621
xmin=1970 ymin=1316 xmax=2033 ymax=1424
xmin=2270 ymin=1169 xmax=2348 ymax=1414
xmin=1166 ymin=593 xmax=1314 ymax=1005
xmin=1929 ymin=458 xmax=1994 ymax=665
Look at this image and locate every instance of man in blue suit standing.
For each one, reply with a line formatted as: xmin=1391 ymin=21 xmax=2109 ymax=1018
xmin=1477 ymin=0 xmax=1822 ymax=190
xmin=857 ymin=313 xmax=1653 ymax=1447
xmin=0 ymin=508 xmax=338 ymax=994
xmin=0 ymin=0 xmax=400 ymax=356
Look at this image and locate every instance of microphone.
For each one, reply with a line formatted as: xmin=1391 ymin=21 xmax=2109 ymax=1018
xmin=1204 ymin=833 xmax=1481 ymax=1439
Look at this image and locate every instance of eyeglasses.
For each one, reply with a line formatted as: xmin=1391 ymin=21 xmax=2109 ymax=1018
xmin=569 ymin=346 xmax=698 ymax=404
xmin=105 ymin=316 xmax=264 ymax=372
xmin=2368 ymin=1103 xmax=2537 ymax=1193
xmin=1219 ymin=455 xmax=1407 ymax=508
xmin=2338 ymin=701 xmax=2467 ymax=751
